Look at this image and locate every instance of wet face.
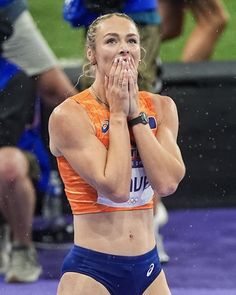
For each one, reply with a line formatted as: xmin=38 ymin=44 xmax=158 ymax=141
xmin=92 ymin=16 xmax=141 ymax=77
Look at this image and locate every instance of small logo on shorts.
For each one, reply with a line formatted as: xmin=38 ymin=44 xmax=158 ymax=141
xmin=146 ymin=263 xmax=155 ymax=277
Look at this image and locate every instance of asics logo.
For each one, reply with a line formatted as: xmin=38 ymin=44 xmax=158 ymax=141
xmin=146 ymin=263 xmax=155 ymax=277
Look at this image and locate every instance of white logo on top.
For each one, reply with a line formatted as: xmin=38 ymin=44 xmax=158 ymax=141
xmin=146 ymin=263 xmax=155 ymax=277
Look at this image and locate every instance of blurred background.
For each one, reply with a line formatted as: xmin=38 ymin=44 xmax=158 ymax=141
xmin=28 ymin=0 xmax=235 ymax=62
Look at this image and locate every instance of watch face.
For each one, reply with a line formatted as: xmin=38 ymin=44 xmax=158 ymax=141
xmin=140 ymin=112 xmax=149 ymax=124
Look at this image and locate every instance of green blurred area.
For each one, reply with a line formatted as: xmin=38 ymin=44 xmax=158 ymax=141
xmin=28 ymin=0 xmax=235 ymax=61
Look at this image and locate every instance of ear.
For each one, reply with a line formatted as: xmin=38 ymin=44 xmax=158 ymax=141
xmin=87 ymin=48 xmax=96 ymax=65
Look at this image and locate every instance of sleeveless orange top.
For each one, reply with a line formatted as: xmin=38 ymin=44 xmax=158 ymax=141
xmin=57 ymin=89 xmax=158 ymax=215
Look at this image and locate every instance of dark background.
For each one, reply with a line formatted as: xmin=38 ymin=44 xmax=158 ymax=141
xmin=161 ymin=61 xmax=236 ymax=209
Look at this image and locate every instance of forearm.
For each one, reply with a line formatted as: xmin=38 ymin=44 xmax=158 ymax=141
xmin=131 ymin=124 xmax=185 ymax=196
xmin=100 ymin=114 xmax=131 ymax=202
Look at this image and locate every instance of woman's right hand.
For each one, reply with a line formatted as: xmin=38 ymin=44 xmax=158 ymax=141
xmin=105 ymin=58 xmax=130 ymax=117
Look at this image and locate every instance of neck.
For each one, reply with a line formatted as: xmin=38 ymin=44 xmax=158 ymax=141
xmin=90 ymin=84 xmax=109 ymax=108
xmin=92 ymin=80 xmax=106 ymax=99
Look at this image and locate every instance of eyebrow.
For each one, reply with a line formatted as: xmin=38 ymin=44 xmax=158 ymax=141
xmin=103 ymin=33 xmax=138 ymax=38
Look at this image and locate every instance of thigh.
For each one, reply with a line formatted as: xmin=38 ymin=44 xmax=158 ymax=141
xmin=143 ymin=270 xmax=172 ymax=295
xmin=57 ymin=273 xmax=110 ymax=295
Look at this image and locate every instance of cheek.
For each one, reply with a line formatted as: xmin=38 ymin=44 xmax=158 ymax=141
xmin=133 ymin=49 xmax=141 ymax=67
xmin=135 ymin=48 xmax=141 ymax=60
xmin=97 ymin=50 xmax=116 ymax=73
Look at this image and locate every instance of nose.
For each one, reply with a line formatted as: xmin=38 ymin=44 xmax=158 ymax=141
xmin=119 ymin=48 xmax=130 ymax=61
xmin=119 ymin=42 xmax=129 ymax=55
xmin=120 ymin=48 xmax=129 ymax=54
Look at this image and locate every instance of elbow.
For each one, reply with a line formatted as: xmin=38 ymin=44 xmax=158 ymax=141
xmin=95 ymin=175 xmax=130 ymax=203
xmin=100 ymin=184 xmax=130 ymax=203
xmin=156 ymin=168 xmax=186 ymax=197
xmin=208 ymin=10 xmax=229 ymax=35
xmin=110 ymin=192 xmax=130 ymax=203
xmin=104 ymin=176 xmax=131 ymax=203
xmin=156 ymin=182 xmax=179 ymax=197
xmin=217 ymin=10 xmax=230 ymax=33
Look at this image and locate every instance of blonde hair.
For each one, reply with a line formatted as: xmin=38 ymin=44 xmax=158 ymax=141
xmin=86 ymin=12 xmax=139 ymax=50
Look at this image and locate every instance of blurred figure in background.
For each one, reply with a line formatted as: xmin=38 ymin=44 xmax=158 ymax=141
xmin=0 ymin=11 xmax=41 ymax=283
xmin=0 ymin=0 xmax=76 ymax=283
xmin=159 ymin=0 xmax=229 ymax=61
xmin=1 ymin=0 xmax=76 ymax=107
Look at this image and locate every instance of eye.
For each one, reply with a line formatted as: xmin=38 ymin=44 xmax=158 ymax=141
xmin=105 ymin=38 xmax=117 ymax=44
xmin=128 ymin=38 xmax=138 ymax=44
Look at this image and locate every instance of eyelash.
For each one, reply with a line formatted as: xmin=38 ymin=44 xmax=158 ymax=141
xmin=106 ymin=38 xmax=116 ymax=44
xmin=129 ymin=39 xmax=137 ymax=44
xmin=105 ymin=38 xmax=138 ymax=44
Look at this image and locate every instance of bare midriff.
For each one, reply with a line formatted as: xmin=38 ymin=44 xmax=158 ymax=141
xmin=73 ymin=208 xmax=156 ymax=256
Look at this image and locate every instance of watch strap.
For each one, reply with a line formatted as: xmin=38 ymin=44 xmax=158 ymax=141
xmin=128 ymin=112 xmax=148 ymax=127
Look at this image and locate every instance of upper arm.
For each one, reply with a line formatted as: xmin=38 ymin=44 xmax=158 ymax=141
xmin=152 ymin=94 xmax=182 ymax=159
xmin=48 ymin=100 xmax=108 ymax=190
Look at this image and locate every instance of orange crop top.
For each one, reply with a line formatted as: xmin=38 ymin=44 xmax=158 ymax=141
xmin=57 ymin=89 xmax=158 ymax=215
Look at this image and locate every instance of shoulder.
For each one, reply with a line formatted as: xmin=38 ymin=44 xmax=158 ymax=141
xmin=49 ymin=96 xmax=95 ymax=156
xmin=49 ymin=97 xmax=84 ymax=127
xmin=50 ymin=90 xmax=93 ymax=126
xmin=140 ymin=91 xmax=177 ymax=116
xmin=152 ymin=93 xmax=176 ymax=109
xmin=49 ymin=95 xmax=94 ymax=141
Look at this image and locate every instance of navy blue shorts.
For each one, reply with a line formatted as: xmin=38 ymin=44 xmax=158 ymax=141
xmin=61 ymin=244 xmax=162 ymax=295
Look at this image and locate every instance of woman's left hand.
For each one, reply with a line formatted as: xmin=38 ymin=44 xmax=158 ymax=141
xmin=127 ymin=58 xmax=139 ymax=118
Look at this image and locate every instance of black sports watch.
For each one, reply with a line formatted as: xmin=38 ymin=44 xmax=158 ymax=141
xmin=128 ymin=112 xmax=149 ymax=127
